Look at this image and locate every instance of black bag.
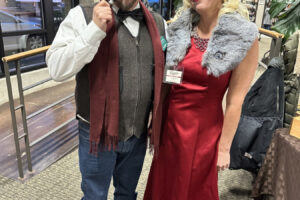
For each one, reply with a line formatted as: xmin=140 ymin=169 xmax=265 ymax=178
xmin=229 ymin=58 xmax=284 ymax=172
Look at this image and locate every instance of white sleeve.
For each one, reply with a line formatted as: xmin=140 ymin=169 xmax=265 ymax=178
xmin=46 ymin=6 xmax=106 ymax=82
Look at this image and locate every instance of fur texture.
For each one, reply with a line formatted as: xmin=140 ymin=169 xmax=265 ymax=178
xmin=166 ymin=8 xmax=258 ymax=77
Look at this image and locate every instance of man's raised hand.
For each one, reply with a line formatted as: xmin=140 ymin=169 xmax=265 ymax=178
xmin=93 ymin=0 xmax=112 ymax=32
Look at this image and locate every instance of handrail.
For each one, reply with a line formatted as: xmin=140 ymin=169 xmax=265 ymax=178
xmin=23 ymin=78 xmax=52 ymax=92
xmin=259 ymin=28 xmax=285 ymax=39
xmin=2 ymin=45 xmax=50 ymax=63
xmin=1 ymin=44 xmax=76 ymax=180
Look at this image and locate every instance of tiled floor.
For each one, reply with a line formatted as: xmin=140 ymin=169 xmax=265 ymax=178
xmin=0 ymin=149 xmax=256 ymax=200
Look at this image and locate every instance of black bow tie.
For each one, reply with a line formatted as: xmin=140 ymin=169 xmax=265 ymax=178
xmin=117 ymin=8 xmax=144 ymax=22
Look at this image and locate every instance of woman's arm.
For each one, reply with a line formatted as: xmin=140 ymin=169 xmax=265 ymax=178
xmin=217 ymin=39 xmax=259 ymax=171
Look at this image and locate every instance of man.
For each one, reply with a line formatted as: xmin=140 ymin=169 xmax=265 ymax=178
xmin=46 ymin=0 xmax=167 ymax=199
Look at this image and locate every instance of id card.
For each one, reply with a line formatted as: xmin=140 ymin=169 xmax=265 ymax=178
xmin=164 ymin=66 xmax=184 ymax=84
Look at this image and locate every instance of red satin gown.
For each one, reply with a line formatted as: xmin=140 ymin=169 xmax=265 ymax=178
xmin=144 ymin=37 xmax=232 ymax=200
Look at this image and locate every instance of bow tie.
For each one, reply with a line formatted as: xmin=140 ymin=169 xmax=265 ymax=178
xmin=117 ymin=8 xmax=144 ymax=22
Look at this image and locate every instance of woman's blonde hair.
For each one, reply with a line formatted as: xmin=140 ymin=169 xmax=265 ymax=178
xmin=172 ymin=0 xmax=249 ymax=22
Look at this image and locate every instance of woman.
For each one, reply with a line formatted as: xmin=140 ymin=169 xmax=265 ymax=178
xmin=144 ymin=0 xmax=259 ymax=199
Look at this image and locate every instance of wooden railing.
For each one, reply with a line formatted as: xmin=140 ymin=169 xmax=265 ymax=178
xmin=2 ymin=45 xmax=50 ymax=63
xmin=259 ymin=28 xmax=284 ymax=39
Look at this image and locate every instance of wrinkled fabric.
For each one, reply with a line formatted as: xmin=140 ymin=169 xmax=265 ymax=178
xmin=284 ymin=74 xmax=300 ymax=127
xmin=283 ymin=31 xmax=300 ymax=76
xmin=252 ymin=128 xmax=300 ymax=200
xmin=283 ymin=31 xmax=300 ymax=127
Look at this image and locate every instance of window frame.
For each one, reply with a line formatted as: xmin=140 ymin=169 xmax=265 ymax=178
xmin=0 ymin=0 xmax=78 ymax=78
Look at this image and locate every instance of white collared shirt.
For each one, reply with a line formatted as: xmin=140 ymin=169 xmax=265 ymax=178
xmin=46 ymin=4 xmax=167 ymax=82
xmin=112 ymin=3 xmax=141 ymax=37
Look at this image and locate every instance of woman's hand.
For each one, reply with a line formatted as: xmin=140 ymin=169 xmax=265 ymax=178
xmin=217 ymin=149 xmax=230 ymax=171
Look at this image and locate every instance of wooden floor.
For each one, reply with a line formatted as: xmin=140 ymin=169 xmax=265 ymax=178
xmin=0 ymin=80 xmax=78 ymax=181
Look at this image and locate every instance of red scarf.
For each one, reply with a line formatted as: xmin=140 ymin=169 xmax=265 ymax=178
xmin=88 ymin=0 xmax=165 ymax=154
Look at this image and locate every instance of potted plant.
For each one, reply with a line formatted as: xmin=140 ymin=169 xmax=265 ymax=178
xmin=269 ymin=0 xmax=300 ymax=41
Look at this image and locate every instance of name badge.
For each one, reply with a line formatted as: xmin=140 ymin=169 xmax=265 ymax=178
xmin=164 ymin=66 xmax=184 ymax=84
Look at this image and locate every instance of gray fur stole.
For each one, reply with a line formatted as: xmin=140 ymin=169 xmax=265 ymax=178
xmin=166 ymin=8 xmax=258 ymax=77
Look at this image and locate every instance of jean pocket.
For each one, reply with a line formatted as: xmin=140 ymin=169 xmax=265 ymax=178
xmin=78 ymin=120 xmax=90 ymax=140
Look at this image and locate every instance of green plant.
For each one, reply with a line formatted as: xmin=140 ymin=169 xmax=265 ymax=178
xmin=269 ymin=0 xmax=300 ymax=40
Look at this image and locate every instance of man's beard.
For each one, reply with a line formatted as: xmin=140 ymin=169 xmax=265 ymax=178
xmin=115 ymin=0 xmax=138 ymax=11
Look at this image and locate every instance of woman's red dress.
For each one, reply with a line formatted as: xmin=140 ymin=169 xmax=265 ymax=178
xmin=144 ymin=37 xmax=232 ymax=200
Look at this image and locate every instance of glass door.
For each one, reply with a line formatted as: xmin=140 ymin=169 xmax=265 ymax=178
xmin=53 ymin=0 xmax=72 ymax=33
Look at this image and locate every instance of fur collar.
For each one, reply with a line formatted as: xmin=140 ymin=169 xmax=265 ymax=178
xmin=166 ymin=8 xmax=258 ymax=77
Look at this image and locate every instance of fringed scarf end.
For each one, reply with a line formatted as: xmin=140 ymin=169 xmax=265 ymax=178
xmin=105 ymin=135 xmax=118 ymax=151
xmin=89 ymin=140 xmax=99 ymax=156
xmin=89 ymin=135 xmax=118 ymax=156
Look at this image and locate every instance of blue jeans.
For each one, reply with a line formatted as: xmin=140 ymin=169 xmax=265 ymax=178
xmin=78 ymin=120 xmax=147 ymax=200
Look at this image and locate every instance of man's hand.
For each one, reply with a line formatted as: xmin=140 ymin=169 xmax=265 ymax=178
xmin=93 ymin=0 xmax=112 ymax=32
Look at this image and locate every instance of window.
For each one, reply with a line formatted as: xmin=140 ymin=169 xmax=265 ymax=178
xmin=0 ymin=0 xmax=74 ymax=75
xmin=144 ymin=0 xmax=172 ymax=20
xmin=0 ymin=12 xmax=18 ymax=23
xmin=0 ymin=0 xmax=43 ymax=32
xmin=53 ymin=0 xmax=72 ymax=32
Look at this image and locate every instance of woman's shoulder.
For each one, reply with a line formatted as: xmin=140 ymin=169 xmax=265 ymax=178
xmin=202 ymin=13 xmax=258 ymax=77
xmin=219 ymin=13 xmax=258 ymax=37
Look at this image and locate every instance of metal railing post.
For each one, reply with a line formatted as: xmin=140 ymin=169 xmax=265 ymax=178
xmin=3 ymin=62 xmax=24 ymax=179
xmin=269 ymin=37 xmax=283 ymax=59
xmin=2 ymin=45 xmax=77 ymax=180
xmin=15 ymin=60 xmax=33 ymax=173
xmin=259 ymin=28 xmax=285 ymax=64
